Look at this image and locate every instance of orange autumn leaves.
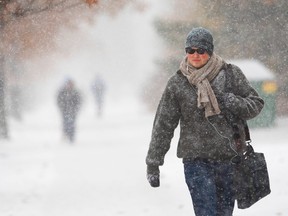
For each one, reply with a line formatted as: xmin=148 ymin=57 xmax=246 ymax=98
xmin=85 ymin=0 xmax=98 ymax=7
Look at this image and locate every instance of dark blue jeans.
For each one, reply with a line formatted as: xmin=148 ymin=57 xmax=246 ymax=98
xmin=184 ymin=159 xmax=235 ymax=216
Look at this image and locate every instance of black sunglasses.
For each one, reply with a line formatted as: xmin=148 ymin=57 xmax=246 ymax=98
xmin=185 ymin=47 xmax=206 ymax=55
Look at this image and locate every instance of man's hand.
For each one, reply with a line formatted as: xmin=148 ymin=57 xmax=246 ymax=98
xmin=215 ymin=91 xmax=237 ymax=111
xmin=147 ymin=165 xmax=160 ymax=187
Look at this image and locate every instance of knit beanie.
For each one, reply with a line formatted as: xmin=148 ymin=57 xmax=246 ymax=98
xmin=185 ymin=27 xmax=214 ymax=56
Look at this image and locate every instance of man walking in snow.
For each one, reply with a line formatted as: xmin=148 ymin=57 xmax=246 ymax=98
xmin=145 ymin=27 xmax=264 ymax=215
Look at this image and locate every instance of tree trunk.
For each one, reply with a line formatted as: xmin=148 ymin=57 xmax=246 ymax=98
xmin=0 ymin=56 xmax=8 ymax=139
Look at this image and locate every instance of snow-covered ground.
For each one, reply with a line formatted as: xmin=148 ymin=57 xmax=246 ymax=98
xmin=0 ymin=97 xmax=287 ymax=216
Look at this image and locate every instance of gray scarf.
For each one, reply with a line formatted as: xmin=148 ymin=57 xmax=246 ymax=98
xmin=180 ymin=53 xmax=225 ymax=117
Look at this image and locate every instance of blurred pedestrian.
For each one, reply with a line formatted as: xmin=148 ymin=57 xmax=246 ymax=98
xmin=145 ymin=27 xmax=264 ymax=215
xmin=57 ymin=78 xmax=82 ymax=143
xmin=91 ymin=74 xmax=106 ymax=117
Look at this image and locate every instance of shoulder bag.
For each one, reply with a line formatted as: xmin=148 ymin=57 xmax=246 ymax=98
xmin=224 ymin=63 xmax=271 ymax=209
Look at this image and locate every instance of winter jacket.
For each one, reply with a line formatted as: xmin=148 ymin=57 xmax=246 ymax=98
xmin=146 ymin=63 xmax=264 ymax=166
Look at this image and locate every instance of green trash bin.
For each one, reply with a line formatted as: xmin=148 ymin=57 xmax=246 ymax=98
xmin=248 ymin=80 xmax=277 ymax=128
xmin=228 ymin=60 xmax=277 ymax=128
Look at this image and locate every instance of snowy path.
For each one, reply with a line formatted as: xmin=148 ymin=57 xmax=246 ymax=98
xmin=0 ymin=101 xmax=287 ymax=216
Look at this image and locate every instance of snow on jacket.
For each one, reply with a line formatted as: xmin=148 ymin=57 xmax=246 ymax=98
xmin=146 ymin=63 xmax=264 ymax=166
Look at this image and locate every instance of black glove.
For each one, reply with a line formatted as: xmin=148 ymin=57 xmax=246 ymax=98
xmin=147 ymin=165 xmax=160 ymax=187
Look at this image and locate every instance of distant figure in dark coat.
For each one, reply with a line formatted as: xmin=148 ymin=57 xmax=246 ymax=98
xmin=57 ymin=79 xmax=82 ymax=143
xmin=91 ymin=74 xmax=106 ymax=117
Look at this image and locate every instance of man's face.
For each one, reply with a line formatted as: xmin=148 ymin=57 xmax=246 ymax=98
xmin=186 ymin=47 xmax=210 ymax=69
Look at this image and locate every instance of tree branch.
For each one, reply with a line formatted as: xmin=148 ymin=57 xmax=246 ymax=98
xmin=1 ymin=0 xmax=87 ymax=26
xmin=15 ymin=0 xmax=84 ymax=17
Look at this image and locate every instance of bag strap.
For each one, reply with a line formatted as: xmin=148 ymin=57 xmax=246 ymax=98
xmin=224 ymin=63 xmax=252 ymax=145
